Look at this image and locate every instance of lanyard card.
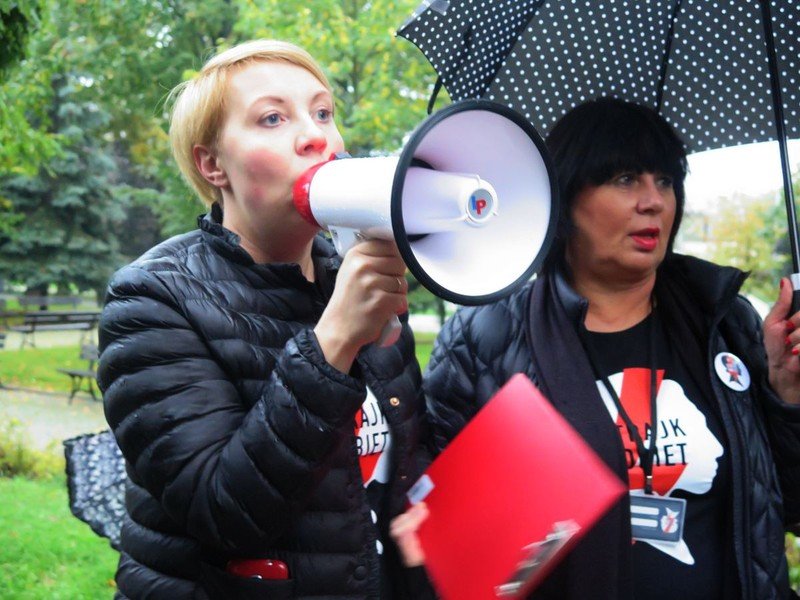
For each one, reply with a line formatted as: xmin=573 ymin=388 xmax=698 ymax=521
xmin=630 ymin=492 xmax=687 ymax=543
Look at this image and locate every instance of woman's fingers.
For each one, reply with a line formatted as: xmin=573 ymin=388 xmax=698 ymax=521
xmin=314 ymin=238 xmax=410 ymax=371
xmin=390 ymin=502 xmax=429 ymax=567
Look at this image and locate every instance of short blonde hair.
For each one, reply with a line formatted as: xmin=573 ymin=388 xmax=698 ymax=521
xmin=168 ymin=40 xmax=333 ymax=207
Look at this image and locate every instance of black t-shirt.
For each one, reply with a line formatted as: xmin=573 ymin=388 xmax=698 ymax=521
xmin=582 ymin=310 xmax=737 ymax=599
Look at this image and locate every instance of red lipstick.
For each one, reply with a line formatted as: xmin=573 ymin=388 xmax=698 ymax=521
xmin=630 ymin=227 xmax=660 ymax=251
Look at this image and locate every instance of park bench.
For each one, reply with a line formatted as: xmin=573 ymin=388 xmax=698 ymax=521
xmin=0 ymin=310 xmax=23 ymax=348
xmin=8 ymin=310 xmax=100 ymax=349
xmin=57 ymin=343 xmax=99 ymax=403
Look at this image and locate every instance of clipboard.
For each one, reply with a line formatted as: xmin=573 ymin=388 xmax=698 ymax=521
xmin=407 ymin=374 xmax=625 ymax=599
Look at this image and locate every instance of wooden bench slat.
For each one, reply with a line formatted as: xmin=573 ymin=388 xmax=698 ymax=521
xmin=11 ymin=311 xmax=100 ymax=348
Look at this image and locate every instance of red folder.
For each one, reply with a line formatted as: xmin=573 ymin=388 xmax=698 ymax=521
xmin=408 ymin=374 xmax=625 ymax=599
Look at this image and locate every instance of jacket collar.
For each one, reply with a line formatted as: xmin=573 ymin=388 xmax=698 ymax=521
xmin=655 ymin=253 xmax=747 ymax=319
xmin=197 ymin=202 xmax=340 ymax=288
xmin=547 ymin=252 xmax=747 ymax=328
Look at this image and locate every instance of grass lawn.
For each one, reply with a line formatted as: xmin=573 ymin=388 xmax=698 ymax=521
xmin=0 ymin=476 xmax=118 ymax=599
xmin=414 ymin=331 xmax=436 ymax=370
xmin=0 ymin=346 xmax=84 ymax=393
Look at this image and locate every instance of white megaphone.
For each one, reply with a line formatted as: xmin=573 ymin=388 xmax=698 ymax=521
xmin=293 ymin=99 xmax=558 ymax=346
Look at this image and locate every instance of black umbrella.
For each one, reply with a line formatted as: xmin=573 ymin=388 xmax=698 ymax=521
xmin=398 ymin=0 xmax=800 ymax=277
xmin=63 ymin=429 xmax=126 ymax=549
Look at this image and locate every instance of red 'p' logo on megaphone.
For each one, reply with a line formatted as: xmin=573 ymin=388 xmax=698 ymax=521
xmin=468 ymin=190 xmax=494 ymax=224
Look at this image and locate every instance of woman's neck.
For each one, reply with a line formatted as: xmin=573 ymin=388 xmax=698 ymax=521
xmin=222 ymin=212 xmax=317 ymax=281
xmin=573 ymin=275 xmax=656 ymax=333
xmin=239 ymin=236 xmax=316 ymax=280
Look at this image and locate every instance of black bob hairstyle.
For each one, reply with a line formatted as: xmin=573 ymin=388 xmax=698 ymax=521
xmin=543 ymin=97 xmax=689 ymax=271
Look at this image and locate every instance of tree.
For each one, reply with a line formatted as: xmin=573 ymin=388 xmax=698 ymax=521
xmin=0 ymin=73 xmax=126 ymax=298
xmin=709 ymin=192 xmax=788 ymax=301
xmin=0 ymin=1 xmax=40 ymax=74
xmin=0 ymin=2 xmax=62 ymax=181
xmin=36 ymin=0 xmax=241 ymax=236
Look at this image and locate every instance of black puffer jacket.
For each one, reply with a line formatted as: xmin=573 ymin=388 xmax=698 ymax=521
xmin=98 ymin=210 xmax=430 ymax=599
xmin=425 ymin=254 xmax=800 ymax=599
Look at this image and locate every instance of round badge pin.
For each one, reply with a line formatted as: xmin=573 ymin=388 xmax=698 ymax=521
xmin=714 ymin=352 xmax=750 ymax=392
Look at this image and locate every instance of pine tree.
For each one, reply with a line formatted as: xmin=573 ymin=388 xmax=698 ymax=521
xmin=0 ymin=72 xmax=126 ymax=299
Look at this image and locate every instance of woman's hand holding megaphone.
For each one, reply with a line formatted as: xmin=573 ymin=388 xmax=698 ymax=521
xmin=314 ymin=239 xmax=408 ymax=373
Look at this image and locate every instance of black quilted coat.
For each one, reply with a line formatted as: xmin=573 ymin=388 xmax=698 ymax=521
xmin=425 ymin=253 xmax=800 ymax=599
xmin=98 ymin=209 xmax=431 ymax=599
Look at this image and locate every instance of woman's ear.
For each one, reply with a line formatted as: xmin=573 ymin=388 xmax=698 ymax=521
xmin=193 ymin=145 xmax=229 ymax=189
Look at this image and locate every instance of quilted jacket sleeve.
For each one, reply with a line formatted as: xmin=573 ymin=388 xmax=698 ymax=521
xmin=424 ymin=308 xmax=483 ymax=452
xmin=98 ymin=264 xmax=366 ymax=552
xmin=764 ymin=391 xmax=800 ymax=527
xmin=732 ymin=297 xmax=800 ymax=526
xmin=424 ymin=294 xmax=530 ymax=453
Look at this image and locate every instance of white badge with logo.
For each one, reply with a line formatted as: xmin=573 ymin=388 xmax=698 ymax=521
xmin=714 ymin=352 xmax=750 ymax=391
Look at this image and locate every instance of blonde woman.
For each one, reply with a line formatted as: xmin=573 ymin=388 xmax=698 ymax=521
xmin=99 ymin=40 xmax=433 ymax=599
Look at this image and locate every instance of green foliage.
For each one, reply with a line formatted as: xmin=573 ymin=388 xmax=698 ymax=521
xmin=0 ymin=1 xmax=40 ymax=74
xmin=0 ymin=418 xmax=63 ymax=479
xmin=0 ymin=1 xmax=61 ymax=179
xmin=0 ymin=73 xmax=127 ymax=295
xmin=56 ymin=0 xmax=248 ymax=236
xmin=788 ymin=532 xmax=800 ymax=591
xmin=0 ymin=476 xmax=119 ymax=598
xmin=709 ymin=194 xmax=789 ymax=301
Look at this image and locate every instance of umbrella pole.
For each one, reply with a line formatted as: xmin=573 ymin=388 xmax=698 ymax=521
xmin=759 ymin=0 xmax=800 ymax=297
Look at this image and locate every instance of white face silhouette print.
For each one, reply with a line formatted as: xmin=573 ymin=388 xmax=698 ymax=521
xmin=598 ymin=370 xmax=723 ymax=564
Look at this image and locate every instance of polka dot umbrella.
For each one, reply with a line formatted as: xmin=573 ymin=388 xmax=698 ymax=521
xmin=398 ymin=0 xmax=800 ymax=276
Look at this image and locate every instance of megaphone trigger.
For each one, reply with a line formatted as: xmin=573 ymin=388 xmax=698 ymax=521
xmin=328 ymin=227 xmax=366 ymax=256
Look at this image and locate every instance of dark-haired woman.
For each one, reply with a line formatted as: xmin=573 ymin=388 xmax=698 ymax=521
xmin=418 ymin=98 xmax=800 ymax=599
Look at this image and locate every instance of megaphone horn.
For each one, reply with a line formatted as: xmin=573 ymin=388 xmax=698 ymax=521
xmin=293 ymin=99 xmax=559 ymax=343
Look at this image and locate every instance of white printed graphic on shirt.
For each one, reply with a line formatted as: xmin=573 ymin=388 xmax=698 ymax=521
xmin=355 ymin=387 xmax=392 ymax=486
xmin=598 ymin=369 xmax=723 ymax=565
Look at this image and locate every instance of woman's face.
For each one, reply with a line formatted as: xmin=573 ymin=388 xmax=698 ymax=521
xmin=566 ymin=171 xmax=677 ymax=286
xmin=205 ymin=60 xmax=344 ymax=242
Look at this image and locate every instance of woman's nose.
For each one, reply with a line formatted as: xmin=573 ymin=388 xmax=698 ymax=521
xmin=296 ymin=121 xmax=328 ymax=156
xmin=637 ymin=175 xmax=666 ymax=212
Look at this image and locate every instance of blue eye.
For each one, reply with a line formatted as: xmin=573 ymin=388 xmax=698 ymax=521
xmin=260 ymin=113 xmax=281 ymax=126
xmin=316 ymin=109 xmax=332 ymax=122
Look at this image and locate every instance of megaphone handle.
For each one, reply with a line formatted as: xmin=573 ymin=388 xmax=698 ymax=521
xmin=377 ymin=316 xmax=403 ymax=347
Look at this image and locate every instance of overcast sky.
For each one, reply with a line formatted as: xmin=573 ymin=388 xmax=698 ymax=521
xmin=684 ymin=139 xmax=800 ymax=213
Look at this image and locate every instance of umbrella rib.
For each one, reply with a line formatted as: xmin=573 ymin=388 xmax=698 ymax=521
xmin=656 ymin=0 xmax=684 ymax=113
